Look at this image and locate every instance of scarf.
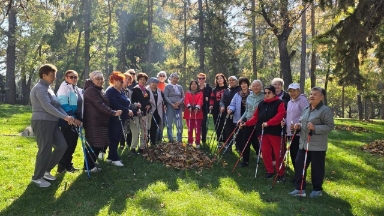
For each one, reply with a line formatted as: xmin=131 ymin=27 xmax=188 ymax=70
xmin=239 ymin=89 xmax=250 ymax=106
xmin=138 ymin=84 xmax=148 ymax=97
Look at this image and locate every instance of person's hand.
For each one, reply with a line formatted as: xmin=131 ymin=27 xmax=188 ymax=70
xmin=128 ymin=110 xmax=133 ymax=116
xmin=227 ymin=109 xmax=232 ymax=114
xmin=237 ymin=119 xmax=243 ymax=125
xmin=205 ymin=97 xmax=208 ymax=101
xmin=173 ymin=104 xmax=179 ymax=109
xmin=290 ymin=121 xmax=294 ymax=131
xmin=145 ymin=105 xmax=151 ymax=112
xmin=307 ymin=122 xmax=315 ymax=131
xmin=262 ymin=122 xmax=268 ymax=128
xmin=137 ymin=109 xmax=141 ymax=115
xmin=175 ymin=101 xmax=181 ymax=106
xmin=164 ymin=105 xmax=167 ymax=111
xmin=64 ymin=116 xmax=74 ymax=124
xmin=220 ymin=107 xmax=225 ymax=113
xmin=194 ymin=107 xmax=199 ymax=113
xmin=188 ymin=107 xmax=192 ymax=112
xmin=239 ymin=122 xmax=245 ymax=129
xmin=281 ymin=119 xmax=286 ymax=127
xmin=115 ymin=110 xmax=122 ymax=116
xmin=209 ymin=105 xmax=213 ymax=110
xmin=74 ymin=119 xmax=82 ymax=127
xmin=136 ymin=102 xmax=141 ymax=108
xmin=294 ymin=123 xmax=301 ymax=130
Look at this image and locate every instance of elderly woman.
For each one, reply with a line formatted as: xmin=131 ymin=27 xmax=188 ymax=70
xmin=83 ymin=71 xmax=122 ymax=172
xmin=30 ymin=64 xmax=75 ymax=187
xmin=119 ymin=72 xmax=134 ymax=149
xmin=209 ymin=73 xmax=228 ymax=143
xmin=271 ymin=78 xmax=290 ymax=110
xmin=147 ymin=77 xmax=165 ymax=145
xmin=106 ymin=71 xmax=133 ymax=166
xmin=289 ymin=87 xmax=334 ymax=198
xmin=241 ymin=85 xmax=286 ymax=179
xmin=227 ymin=77 xmax=251 ymax=152
xmin=164 ymin=73 xmax=184 ymax=143
xmin=130 ymin=72 xmax=151 ymax=154
xmin=236 ymin=80 xmax=264 ymax=167
xmin=57 ymin=70 xmax=83 ymax=173
xmin=219 ymin=76 xmax=240 ymax=151
xmin=157 ymin=71 xmax=167 ymax=92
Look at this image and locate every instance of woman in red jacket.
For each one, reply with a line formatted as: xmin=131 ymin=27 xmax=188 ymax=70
xmin=184 ymin=80 xmax=203 ymax=148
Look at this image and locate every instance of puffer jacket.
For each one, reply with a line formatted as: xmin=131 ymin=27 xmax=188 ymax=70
xmin=83 ymin=79 xmax=116 ymax=148
xmin=298 ymin=102 xmax=334 ymax=151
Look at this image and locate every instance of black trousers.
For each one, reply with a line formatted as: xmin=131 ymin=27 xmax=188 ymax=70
xmin=150 ymin=111 xmax=161 ymax=145
xmin=223 ymin=115 xmax=235 ymax=145
xmin=59 ymin=126 xmax=78 ymax=170
xmin=212 ymin=113 xmax=225 ymax=142
xmin=234 ymin=125 xmax=243 ymax=151
xmin=242 ymin=126 xmax=260 ymax=163
xmin=201 ymin=111 xmax=208 ymax=142
xmin=288 ymin=136 xmax=300 ymax=170
xmin=294 ymin=150 xmax=326 ymax=191
xmin=84 ymin=146 xmax=102 ymax=170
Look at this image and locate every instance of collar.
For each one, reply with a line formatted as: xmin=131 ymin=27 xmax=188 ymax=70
xmin=311 ymin=101 xmax=324 ymax=110
xmin=39 ymin=79 xmax=50 ymax=87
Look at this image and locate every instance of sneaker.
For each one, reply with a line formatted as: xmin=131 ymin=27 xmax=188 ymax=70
xmin=85 ymin=167 xmax=101 ymax=173
xmin=277 ymin=175 xmax=286 ymax=183
xmin=98 ymin=152 xmax=105 ymax=160
xmin=130 ymin=148 xmax=136 ymax=154
xmin=309 ymin=190 xmax=322 ymax=198
xmin=31 ymin=178 xmax=51 ymax=188
xmin=265 ymin=173 xmax=274 ymax=178
xmin=111 ymin=161 xmax=124 ymax=167
xmin=120 ymin=145 xmax=125 ymax=149
xmin=43 ymin=172 xmax=56 ymax=181
xmin=106 ymin=159 xmax=112 ymax=163
xmin=288 ymin=189 xmax=306 ymax=197
xmin=195 ymin=144 xmax=200 ymax=149
xmin=57 ymin=166 xmax=66 ymax=174
xmin=240 ymin=162 xmax=249 ymax=167
xmin=66 ymin=166 xmax=79 ymax=173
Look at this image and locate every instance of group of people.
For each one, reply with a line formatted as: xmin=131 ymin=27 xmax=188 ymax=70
xmin=30 ymin=63 xmax=334 ymax=199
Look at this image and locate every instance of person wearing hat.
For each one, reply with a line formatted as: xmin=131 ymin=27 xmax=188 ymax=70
xmin=282 ymin=83 xmax=309 ymax=171
xmin=241 ymin=85 xmax=286 ymax=180
xmin=127 ymin=69 xmax=137 ymax=90
xmin=147 ymin=77 xmax=165 ymax=145
xmin=219 ymin=75 xmax=241 ymax=151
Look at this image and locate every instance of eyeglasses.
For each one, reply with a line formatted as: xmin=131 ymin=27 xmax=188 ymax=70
xmin=198 ymin=77 xmax=205 ymax=80
xmin=264 ymin=91 xmax=273 ymax=95
xmin=68 ymin=76 xmax=78 ymax=79
xmin=159 ymin=75 xmax=165 ymax=77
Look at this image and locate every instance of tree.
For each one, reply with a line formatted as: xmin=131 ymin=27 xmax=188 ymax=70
xmin=5 ymin=7 xmax=17 ymax=104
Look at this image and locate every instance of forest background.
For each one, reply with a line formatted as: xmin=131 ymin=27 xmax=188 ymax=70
xmin=1 ymin=0 xmax=384 ymax=120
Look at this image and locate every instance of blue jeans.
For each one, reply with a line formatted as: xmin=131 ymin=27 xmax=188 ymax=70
xmin=166 ymin=106 xmax=183 ymax=142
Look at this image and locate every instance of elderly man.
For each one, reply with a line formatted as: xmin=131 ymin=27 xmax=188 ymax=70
xmin=147 ymin=77 xmax=165 ymax=145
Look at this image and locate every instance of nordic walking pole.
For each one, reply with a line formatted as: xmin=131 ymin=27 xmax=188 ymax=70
xmin=232 ymin=123 xmax=257 ymax=172
xmin=271 ymin=129 xmax=297 ymax=190
xmin=212 ymin=125 xmax=238 ymax=160
xmin=208 ymin=112 xmax=221 ymax=146
xmin=217 ymin=126 xmax=240 ymax=162
xmin=118 ymin=116 xmax=136 ymax=175
xmin=300 ymin=131 xmax=312 ymax=199
xmin=151 ymin=112 xmax=166 ymax=143
xmin=217 ymin=113 xmax=229 ymax=146
xmin=79 ymin=128 xmax=91 ymax=179
xmin=255 ymin=126 xmax=264 ymax=179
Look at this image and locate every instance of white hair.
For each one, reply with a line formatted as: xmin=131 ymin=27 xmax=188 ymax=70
xmin=157 ymin=71 xmax=167 ymax=78
xmin=251 ymin=79 xmax=263 ymax=88
xmin=271 ymin=78 xmax=284 ymax=86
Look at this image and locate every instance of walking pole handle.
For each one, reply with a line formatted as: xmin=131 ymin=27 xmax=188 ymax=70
xmin=308 ymin=130 xmax=313 ymax=136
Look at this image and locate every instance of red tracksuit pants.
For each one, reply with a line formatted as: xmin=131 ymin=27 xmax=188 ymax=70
xmin=261 ymin=134 xmax=285 ymax=176
xmin=187 ymin=119 xmax=202 ymax=144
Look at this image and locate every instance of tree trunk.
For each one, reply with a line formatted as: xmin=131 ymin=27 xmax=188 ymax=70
xmin=300 ymin=0 xmax=306 ymax=92
xmin=183 ymin=0 xmax=187 ymax=75
xmin=83 ymin=0 xmax=91 ymax=82
xmin=364 ymin=97 xmax=369 ymax=120
xmin=251 ymin=0 xmax=257 ymax=78
xmin=310 ymin=4 xmax=316 ymax=88
xmin=341 ymin=85 xmax=345 ymax=118
xmin=348 ymin=105 xmax=352 ymax=118
xmin=198 ymin=0 xmax=204 ymax=72
xmin=147 ymin=0 xmax=153 ymax=73
xmin=105 ymin=0 xmax=112 ymax=79
xmin=277 ymin=34 xmax=293 ymax=87
xmin=381 ymin=96 xmax=384 ymax=119
xmin=357 ymin=90 xmax=363 ymax=120
xmin=5 ymin=8 xmax=17 ymax=104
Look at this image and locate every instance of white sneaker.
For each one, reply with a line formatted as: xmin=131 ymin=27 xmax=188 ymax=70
xmin=98 ymin=152 xmax=105 ymax=160
xmin=43 ymin=172 xmax=56 ymax=181
xmin=106 ymin=159 xmax=112 ymax=163
xmin=85 ymin=167 xmax=101 ymax=173
xmin=111 ymin=161 xmax=124 ymax=167
xmin=31 ymin=178 xmax=51 ymax=188
xmin=195 ymin=144 xmax=200 ymax=149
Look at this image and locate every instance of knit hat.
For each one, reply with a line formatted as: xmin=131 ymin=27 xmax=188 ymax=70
xmin=264 ymin=85 xmax=276 ymax=94
xmin=89 ymin=71 xmax=103 ymax=80
xmin=148 ymin=77 xmax=159 ymax=84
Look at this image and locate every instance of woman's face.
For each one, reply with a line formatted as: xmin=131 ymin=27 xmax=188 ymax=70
xmin=288 ymin=88 xmax=301 ymax=100
xmin=272 ymin=81 xmax=282 ymax=94
xmin=216 ymin=76 xmax=224 ymax=85
xmin=65 ymin=72 xmax=78 ymax=85
xmin=240 ymin=82 xmax=248 ymax=91
xmin=92 ymin=76 xmax=104 ymax=88
xmin=264 ymin=88 xmax=275 ymax=100
xmin=190 ymin=82 xmax=198 ymax=91
xmin=171 ymin=76 xmax=179 ymax=84
xmin=122 ymin=76 xmax=132 ymax=88
xmin=43 ymin=71 xmax=56 ymax=84
xmin=309 ymin=90 xmax=324 ymax=106
xmin=138 ymin=77 xmax=147 ymax=85
xmin=251 ymin=82 xmax=261 ymax=94
xmin=158 ymin=73 xmax=166 ymax=82
xmin=228 ymin=78 xmax=237 ymax=88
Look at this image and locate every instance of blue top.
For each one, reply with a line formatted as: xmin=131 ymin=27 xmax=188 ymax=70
xmin=106 ymin=86 xmax=130 ymax=121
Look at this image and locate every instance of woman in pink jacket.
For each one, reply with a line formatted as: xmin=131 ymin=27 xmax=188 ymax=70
xmin=184 ymin=81 xmax=203 ymax=148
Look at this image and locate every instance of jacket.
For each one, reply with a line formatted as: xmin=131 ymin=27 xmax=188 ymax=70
xmin=106 ymin=86 xmax=131 ymax=121
xmin=298 ymin=102 xmax=334 ymax=151
xmin=83 ymin=79 xmax=116 ymax=148
xmin=131 ymin=86 xmax=151 ymax=116
xmin=286 ymin=94 xmax=309 ymax=136
xmin=57 ymin=81 xmax=84 ymax=119
xmin=220 ymin=85 xmax=241 ymax=111
xmin=147 ymin=86 xmax=165 ymax=130
xmin=244 ymin=96 xmax=286 ymax=136
xmin=209 ymin=85 xmax=227 ymax=116
xmin=183 ymin=91 xmax=203 ymax=120
xmin=164 ymin=84 xmax=184 ymax=109
xmin=240 ymin=91 xmax=264 ymax=121
xmin=200 ymin=83 xmax=212 ymax=114
xmin=277 ymin=90 xmax=290 ymax=111
xmin=228 ymin=90 xmax=250 ymax=123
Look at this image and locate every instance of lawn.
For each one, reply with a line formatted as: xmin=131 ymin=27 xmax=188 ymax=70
xmin=0 ymin=103 xmax=383 ymax=215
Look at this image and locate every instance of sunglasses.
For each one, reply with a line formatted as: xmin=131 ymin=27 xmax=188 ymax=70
xmin=198 ymin=77 xmax=205 ymax=80
xmin=68 ymin=76 xmax=78 ymax=79
xmin=264 ymin=91 xmax=273 ymax=95
xmin=159 ymin=75 xmax=165 ymax=77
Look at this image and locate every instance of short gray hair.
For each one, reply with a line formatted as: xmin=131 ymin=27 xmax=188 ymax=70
xmin=271 ymin=78 xmax=284 ymax=87
xmin=157 ymin=71 xmax=167 ymax=78
xmin=89 ymin=71 xmax=103 ymax=80
xmin=251 ymin=80 xmax=263 ymax=88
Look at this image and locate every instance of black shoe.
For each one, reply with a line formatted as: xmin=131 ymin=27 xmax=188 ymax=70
xmin=240 ymin=162 xmax=249 ymax=167
xmin=66 ymin=166 xmax=79 ymax=173
xmin=57 ymin=166 xmax=65 ymax=174
xmin=265 ymin=173 xmax=274 ymax=178
xmin=138 ymin=149 xmax=144 ymax=154
xmin=277 ymin=175 xmax=286 ymax=183
xmin=130 ymin=148 xmax=136 ymax=154
xmin=120 ymin=145 xmax=125 ymax=149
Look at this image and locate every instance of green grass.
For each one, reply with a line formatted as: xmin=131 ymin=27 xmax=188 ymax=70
xmin=0 ymin=104 xmax=383 ymax=215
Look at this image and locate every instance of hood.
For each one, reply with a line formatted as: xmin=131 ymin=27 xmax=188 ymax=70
xmin=291 ymin=94 xmax=307 ymax=102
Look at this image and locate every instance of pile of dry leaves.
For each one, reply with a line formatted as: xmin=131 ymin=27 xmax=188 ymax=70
xmin=361 ymin=140 xmax=384 ymax=156
xmin=143 ymin=143 xmax=213 ymax=170
xmin=335 ymin=125 xmax=370 ymax=132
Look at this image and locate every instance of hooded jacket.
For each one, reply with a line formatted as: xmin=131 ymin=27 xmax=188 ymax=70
xmin=244 ymin=96 xmax=286 ymax=136
xmin=57 ymin=81 xmax=84 ymax=119
xmin=285 ymin=94 xmax=309 ymax=136
xmin=184 ymin=90 xmax=203 ymax=120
